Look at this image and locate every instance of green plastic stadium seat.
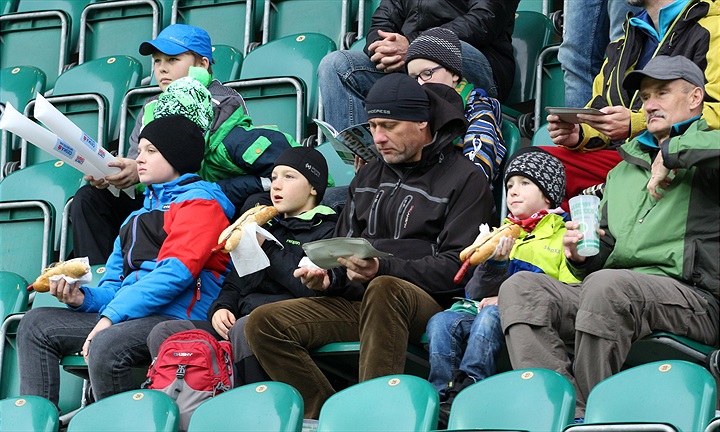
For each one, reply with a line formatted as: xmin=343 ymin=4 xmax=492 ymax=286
xmin=565 ymin=360 xmax=717 ymax=432
xmin=225 ymin=78 xmax=305 ymax=143
xmin=22 ymin=55 xmax=142 ymax=167
xmin=187 ymin=382 xmax=303 ymax=432
xmin=317 ymin=375 xmax=439 ymax=432
xmin=0 ymin=65 xmax=46 ymax=178
xmin=240 ymin=32 xmax=336 ymax=137
xmin=117 ymin=85 xmax=162 ymax=157
xmin=625 ymin=331 xmax=716 ymax=368
xmin=259 ymin=0 xmax=355 ymax=49
xmin=172 ymin=0 xmax=260 ymax=55
xmin=210 ymin=44 xmax=244 ymax=82
xmin=531 ymin=122 xmax=554 ymax=147
xmin=311 ymin=342 xmax=430 ymax=386
xmin=505 ymin=11 xmax=555 ymax=108
xmin=0 ymin=395 xmax=60 ymax=432
xmin=492 ymin=119 xmax=522 ymax=222
xmin=15 ymin=0 xmax=97 ymax=53
xmin=448 ymin=368 xmax=575 ymax=431
xmin=349 ymin=36 xmax=365 ymax=52
xmin=1 ymin=0 xmax=19 ymax=14
xmin=78 ymin=0 xmax=163 ymax=79
xmin=357 ymin=0 xmax=380 ymax=43
xmin=0 ymin=271 xmax=29 ymax=323
xmin=517 ymin=0 xmax=549 ymax=14
xmin=0 ymin=160 xmax=85 ymax=276
xmin=534 ymin=44 xmax=564 ymax=133
xmin=67 ymin=389 xmax=179 ymax=432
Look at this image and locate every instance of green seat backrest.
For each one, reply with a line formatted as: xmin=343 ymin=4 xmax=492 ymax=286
xmin=531 ymin=122 xmax=553 ymax=147
xmin=0 ymin=271 xmax=29 ymax=322
xmin=240 ymin=32 xmax=336 ymax=127
xmin=0 ymin=160 xmax=85 ymax=250
xmin=535 ymin=44 xmax=564 ymax=130
xmin=188 ymin=382 xmax=303 ymax=432
xmin=78 ymin=0 xmax=162 ymax=78
xmin=211 ymin=44 xmax=243 ymax=82
xmin=315 ymin=142 xmax=355 ymax=187
xmin=173 ymin=0 xmax=260 ymax=55
xmin=226 ymin=78 xmax=305 ymax=142
xmin=506 ymin=11 xmax=554 ymax=106
xmin=517 ymin=0 xmax=547 ymax=14
xmin=1 ymin=0 xmax=19 ymax=14
xmin=68 ymin=389 xmax=179 ymax=432
xmin=317 ymin=375 xmax=438 ymax=431
xmin=0 ymin=66 xmax=46 ymax=113
xmin=492 ymin=119 xmax=521 ymax=222
xmin=117 ymin=85 xmax=162 ymax=157
xmin=0 ymin=395 xmax=60 ymax=432
xmin=23 ymin=55 xmax=142 ymax=166
xmin=358 ymin=0 xmax=381 ymax=39
xmin=583 ymin=360 xmax=717 ymax=432
xmin=448 ymin=368 xmax=576 ymax=431
xmin=0 ymin=9 xmax=70 ymax=89
xmin=349 ymin=36 xmax=365 ymax=52
xmin=261 ymin=0 xmax=354 ymax=49
xmin=16 ymin=0 xmax=96 ymax=51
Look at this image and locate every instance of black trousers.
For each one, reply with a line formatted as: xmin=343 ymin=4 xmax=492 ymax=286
xmin=70 ymin=184 xmax=143 ymax=265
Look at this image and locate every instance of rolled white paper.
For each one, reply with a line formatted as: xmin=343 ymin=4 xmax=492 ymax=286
xmin=0 ymin=103 xmax=106 ymax=179
xmin=34 ymin=94 xmax=134 ymax=197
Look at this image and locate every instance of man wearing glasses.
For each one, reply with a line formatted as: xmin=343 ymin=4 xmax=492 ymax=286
xmin=317 ymin=0 xmax=519 ymax=133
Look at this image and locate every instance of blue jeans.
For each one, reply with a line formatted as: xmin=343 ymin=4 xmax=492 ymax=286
xmin=17 ymin=307 xmax=171 ymax=407
xmin=558 ymin=0 xmax=642 ymax=107
xmin=426 ymin=305 xmax=503 ymax=394
xmin=318 ymin=43 xmax=497 ymax=131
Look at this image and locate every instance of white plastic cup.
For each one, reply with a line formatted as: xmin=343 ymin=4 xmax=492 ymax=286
xmin=569 ymin=195 xmax=600 ymax=257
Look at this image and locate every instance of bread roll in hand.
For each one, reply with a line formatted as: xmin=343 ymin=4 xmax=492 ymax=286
xmin=30 ymin=259 xmax=91 ymax=292
xmin=454 ymin=223 xmax=522 ymax=283
xmin=213 ymin=205 xmax=279 ymax=253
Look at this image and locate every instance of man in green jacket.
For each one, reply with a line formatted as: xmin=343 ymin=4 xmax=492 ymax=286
xmin=498 ymin=55 xmax=719 ymax=418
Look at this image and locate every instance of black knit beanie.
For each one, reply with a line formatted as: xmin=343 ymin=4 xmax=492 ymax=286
xmin=274 ymin=146 xmax=329 ymax=201
xmin=406 ymin=27 xmax=463 ymax=78
xmin=504 ymin=147 xmax=566 ymax=208
xmin=138 ymin=115 xmax=205 ymax=175
xmin=365 ymin=73 xmax=430 ymax=122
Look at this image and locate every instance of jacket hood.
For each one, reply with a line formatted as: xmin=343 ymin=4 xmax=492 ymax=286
xmin=420 ymin=82 xmax=469 ymax=161
xmin=145 ymin=173 xmax=236 ymax=219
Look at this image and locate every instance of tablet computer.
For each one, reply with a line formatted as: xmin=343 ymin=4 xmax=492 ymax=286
xmin=545 ymin=107 xmax=606 ymax=124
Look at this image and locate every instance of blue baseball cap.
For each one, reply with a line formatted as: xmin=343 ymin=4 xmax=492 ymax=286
xmin=139 ymin=24 xmax=213 ymax=62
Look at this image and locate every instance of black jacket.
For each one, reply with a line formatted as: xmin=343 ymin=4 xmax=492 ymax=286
xmin=208 ymin=206 xmax=338 ymax=318
xmin=325 ymin=83 xmax=496 ymax=308
xmin=365 ymin=0 xmax=519 ymax=101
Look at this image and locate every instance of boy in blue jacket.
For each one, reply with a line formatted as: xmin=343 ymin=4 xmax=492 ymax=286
xmin=147 ymin=146 xmax=337 ymax=386
xmin=426 ymin=148 xmax=581 ymax=427
xmin=18 ymin=115 xmax=235 ymax=406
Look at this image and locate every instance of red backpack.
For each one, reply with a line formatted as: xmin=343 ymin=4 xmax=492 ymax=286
xmin=143 ymin=329 xmax=233 ymax=431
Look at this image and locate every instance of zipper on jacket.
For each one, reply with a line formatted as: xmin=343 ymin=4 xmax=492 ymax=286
xmin=394 ymin=195 xmax=414 ymax=239
xmin=368 ymin=190 xmax=384 ymax=236
xmin=185 ymin=278 xmax=202 ymax=317
xmin=126 ymin=215 xmax=140 ymax=271
xmin=637 ymin=202 xmax=658 ymax=224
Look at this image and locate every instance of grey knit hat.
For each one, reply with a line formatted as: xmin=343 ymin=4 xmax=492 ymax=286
xmin=406 ymin=27 xmax=463 ymax=78
xmin=504 ymin=147 xmax=566 ymax=208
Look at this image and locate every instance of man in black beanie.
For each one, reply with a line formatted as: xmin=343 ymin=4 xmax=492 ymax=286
xmin=247 ymin=73 xmax=496 ymax=419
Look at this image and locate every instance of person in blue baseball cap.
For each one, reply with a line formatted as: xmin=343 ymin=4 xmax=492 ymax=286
xmin=139 ymin=24 xmax=215 ymax=91
xmin=70 ymin=23 xmax=248 ymax=266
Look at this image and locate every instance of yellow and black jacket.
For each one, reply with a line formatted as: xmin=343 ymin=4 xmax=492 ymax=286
xmin=575 ymin=0 xmax=719 ymax=152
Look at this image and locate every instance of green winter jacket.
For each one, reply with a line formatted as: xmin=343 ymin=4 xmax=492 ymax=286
xmin=572 ymin=118 xmax=719 ymax=321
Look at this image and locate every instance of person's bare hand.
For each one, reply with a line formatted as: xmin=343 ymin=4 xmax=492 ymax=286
xmin=212 ymin=309 xmax=236 ymax=340
xmin=547 ymin=114 xmax=581 ymax=148
xmin=337 ymin=256 xmax=379 ymax=283
xmin=353 ymin=155 xmax=367 ymax=173
xmin=577 ymin=106 xmax=631 ymax=141
xmin=490 ymin=236 xmax=516 ymax=262
xmin=293 ymin=267 xmax=330 ymax=291
xmin=478 ymin=296 xmax=498 ymax=310
xmin=104 ymin=158 xmax=140 ymax=189
xmin=563 ymin=221 xmax=605 ymax=263
xmin=48 ymin=278 xmax=84 ymax=307
xmin=83 ymin=317 xmax=112 ymax=364
xmin=368 ymin=30 xmax=409 ymax=72
xmin=647 ymin=151 xmax=673 ymax=200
